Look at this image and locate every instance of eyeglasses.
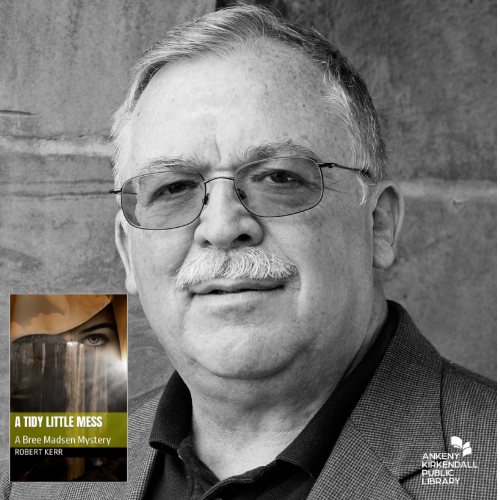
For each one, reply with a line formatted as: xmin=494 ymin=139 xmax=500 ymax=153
xmin=109 ymin=156 xmax=360 ymax=230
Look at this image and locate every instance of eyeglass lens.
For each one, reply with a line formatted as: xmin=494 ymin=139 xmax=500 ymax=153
xmin=121 ymin=157 xmax=323 ymax=229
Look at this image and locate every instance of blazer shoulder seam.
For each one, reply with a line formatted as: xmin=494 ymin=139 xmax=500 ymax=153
xmin=442 ymin=359 xmax=496 ymax=393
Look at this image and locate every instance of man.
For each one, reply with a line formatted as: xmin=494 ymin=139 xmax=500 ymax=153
xmin=3 ymin=5 xmax=495 ymax=499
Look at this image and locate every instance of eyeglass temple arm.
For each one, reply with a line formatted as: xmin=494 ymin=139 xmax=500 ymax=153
xmin=109 ymin=188 xmax=122 ymax=194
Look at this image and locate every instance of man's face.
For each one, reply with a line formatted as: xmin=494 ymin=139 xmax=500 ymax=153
xmin=119 ymin=44 xmax=379 ymax=386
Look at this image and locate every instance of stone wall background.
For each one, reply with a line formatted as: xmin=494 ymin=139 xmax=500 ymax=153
xmin=1 ymin=0 xmax=496 ymax=477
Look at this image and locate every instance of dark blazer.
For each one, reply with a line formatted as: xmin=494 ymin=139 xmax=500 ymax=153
xmin=2 ymin=303 xmax=496 ymax=499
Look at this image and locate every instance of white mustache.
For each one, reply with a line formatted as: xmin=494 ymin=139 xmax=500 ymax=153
xmin=175 ymin=247 xmax=298 ymax=291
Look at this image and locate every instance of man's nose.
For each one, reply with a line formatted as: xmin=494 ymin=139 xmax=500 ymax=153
xmin=193 ymin=179 xmax=264 ymax=249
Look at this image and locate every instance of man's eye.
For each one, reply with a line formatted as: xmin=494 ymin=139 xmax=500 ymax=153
xmin=165 ymin=182 xmax=193 ymax=194
xmin=269 ymin=172 xmax=292 ymax=183
xmin=153 ymin=181 xmax=199 ymax=199
xmin=81 ymin=334 xmax=108 ymax=348
xmin=263 ymin=170 xmax=304 ymax=185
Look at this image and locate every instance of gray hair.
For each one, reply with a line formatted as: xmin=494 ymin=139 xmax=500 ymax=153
xmin=111 ymin=5 xmax=389 ymax=195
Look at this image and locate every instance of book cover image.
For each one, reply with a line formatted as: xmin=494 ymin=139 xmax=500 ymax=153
xmin=10 ymin=294 xmax=128 ymax=482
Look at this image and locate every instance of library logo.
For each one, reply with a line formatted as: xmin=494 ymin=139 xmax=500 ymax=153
xmin=450 ymin=436 xmax=472 ymax=457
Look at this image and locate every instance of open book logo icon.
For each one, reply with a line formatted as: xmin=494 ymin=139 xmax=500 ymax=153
xmin=451 ymin=436 xmax=472 ymax=457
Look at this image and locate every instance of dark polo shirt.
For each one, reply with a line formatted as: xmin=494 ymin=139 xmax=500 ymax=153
xmin=145 ymin=302 xmax=399 ymax=499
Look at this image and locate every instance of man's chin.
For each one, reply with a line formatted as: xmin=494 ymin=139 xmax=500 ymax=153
xmin=183 ymin=335 xmax=298 ymax=383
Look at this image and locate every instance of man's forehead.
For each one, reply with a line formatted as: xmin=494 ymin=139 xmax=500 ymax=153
xmin=133 ymin=41 xmax=327 ymax=116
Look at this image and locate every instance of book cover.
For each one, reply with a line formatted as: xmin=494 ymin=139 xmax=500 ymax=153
xmin=10 ymin=294 xmax=127 ymax=482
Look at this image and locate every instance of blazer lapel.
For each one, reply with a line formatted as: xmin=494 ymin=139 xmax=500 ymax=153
xmin=308 ymin=303 xmax=447 ymax=499
xmin=306 ymin=418 xmax=414 ymax=500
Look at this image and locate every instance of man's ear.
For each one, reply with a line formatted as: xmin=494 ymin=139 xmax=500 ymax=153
xmin=369 ymin=180 xmax=404 ymax=270
xmin=115 ymin=211 xmax=138 ymax=294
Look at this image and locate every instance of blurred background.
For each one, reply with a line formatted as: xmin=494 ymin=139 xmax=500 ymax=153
xmin=1 ymin=0 xmax=496 ymax=478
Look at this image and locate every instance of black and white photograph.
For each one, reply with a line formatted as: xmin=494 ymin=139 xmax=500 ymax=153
xmin=1 ymin=0 xmax=496 ymax=498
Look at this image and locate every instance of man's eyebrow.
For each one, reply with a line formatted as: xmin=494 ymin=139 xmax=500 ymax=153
xmin=134 ymin=142 xmax=321 ymax=176
xmin=79 ymin=322 xmax=118 ymax=335
xmin=135 ymin=157 xmax=201 ymax=176
xmin=242 ymin=140 xmax=322 ymax=162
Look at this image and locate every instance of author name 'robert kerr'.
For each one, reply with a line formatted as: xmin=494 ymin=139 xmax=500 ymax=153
xmin=14 ymin=449 xmax=63 ymax=456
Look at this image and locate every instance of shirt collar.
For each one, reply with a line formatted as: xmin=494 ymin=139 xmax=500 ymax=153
xmin=149 ymin=370 xmax=192 ymax=451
